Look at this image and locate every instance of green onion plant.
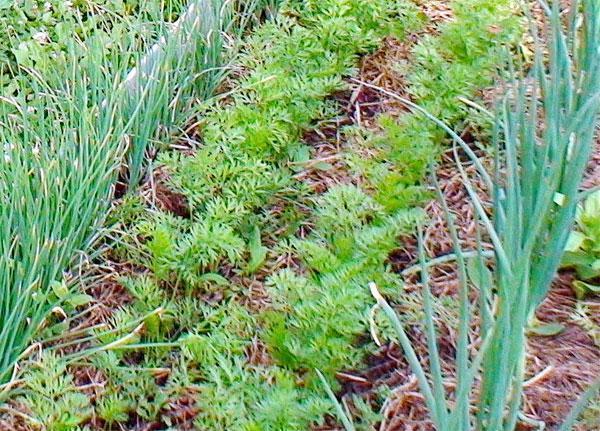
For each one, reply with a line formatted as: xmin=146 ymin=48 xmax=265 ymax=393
xmin=0 ymin=41 xmax=133 ymax=386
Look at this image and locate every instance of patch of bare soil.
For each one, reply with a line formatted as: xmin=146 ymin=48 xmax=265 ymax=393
xmin=526 ymin=275 xmax=600 ymax=429
xmin=141 ymin=167 xmax=191 ymax=218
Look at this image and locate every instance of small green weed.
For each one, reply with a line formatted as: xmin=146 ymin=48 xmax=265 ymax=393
xmin=18 ymin=353 xmax=92 ymax=430
xmin=562 ymin=190 xmax=600 ymax=298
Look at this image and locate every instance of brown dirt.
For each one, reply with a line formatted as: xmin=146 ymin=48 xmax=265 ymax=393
xmin=0 ymin=403 xmax=34 ymax=431
xmin=141 ymin=167 xmax=191 ymax=218
xmin=583 ymin=140 xmax=600 ymax=190
xmin=295 ymin=113 xmax=356 ymax=194
xmin=526 ymin=275 xmax=600 ymax=429
xmin=159 ymin=388 xmax=200 ymax=430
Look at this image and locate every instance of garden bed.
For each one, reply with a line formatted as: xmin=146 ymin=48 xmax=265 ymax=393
xmin=0 ymin=0 xmax=598 ymax=430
